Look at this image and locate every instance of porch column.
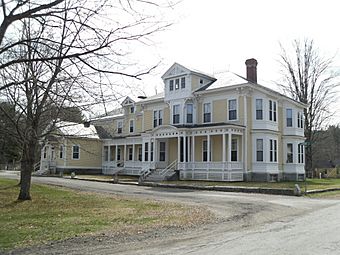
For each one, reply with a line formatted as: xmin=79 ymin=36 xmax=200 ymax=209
xmin=207 ymin=134 xmax=211 ymax=162
xmin=153 ymin=138 xmax=157 ymax=162
xmin=142 ymin=142 xmax=145 ymax=162
xmin=177 ymin=136 xmax=181 ymax=162
xmin=183 ymin=133 xmax=187 ymax=163
xmin=222 ymin=133 xmax=226 ymax=162
xmin=115 ymin=145 xmax=118 ymax=161
xmin=148 ymin=140 xmax=151 ymax=162
xmin=188 ymin=135 xmax=191 ymax=162
xmin=192 ymin=136 xmax=195 ymax=162
xmin=228 ymin=132 xmax=232 ymax=167
xmin=132 ymin=144 xmax=135 ymax=161
xmin=108 ymin=145 xmax=111 ymax=161
xmin=124 ymin=143 xmax=127 ymax=162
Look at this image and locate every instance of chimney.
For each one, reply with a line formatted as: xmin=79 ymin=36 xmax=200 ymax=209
xmin=245 ymin=58 xmax=258 ymax=83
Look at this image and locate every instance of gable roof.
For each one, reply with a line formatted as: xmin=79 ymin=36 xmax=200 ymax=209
xmin=56 ymin=121 xmax=100 ymax=139
xmin=162 ymin=62 xmax=215 ymax=80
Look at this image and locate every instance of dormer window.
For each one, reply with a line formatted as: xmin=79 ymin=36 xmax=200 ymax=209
xmin=181 ymin=77 xmax=185 ymax=89
xmin=130 ymin=106 xmax=135 ymax=114
xmin=169 ymin=80 xmax=174 ymax=91
xmin=175 ymin=79 xmax=179 ymax=90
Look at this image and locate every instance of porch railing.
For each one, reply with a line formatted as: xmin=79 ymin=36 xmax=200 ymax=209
xmin=160 ymin=159 xmax=178 ymax=177
xmin=177 ymin=161 xmax=243 ymax=171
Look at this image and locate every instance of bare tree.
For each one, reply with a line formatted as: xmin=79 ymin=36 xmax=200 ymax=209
xmin=0 ymin=0 xmax=174 ymax=200
xmin=278 ymin=39 xmax=340 ymax=177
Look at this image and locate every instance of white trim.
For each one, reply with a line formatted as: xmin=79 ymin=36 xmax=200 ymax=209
xmin=129 ymin=119 xmax=135 ymax=133
xmin=227 ymin=98 xmax=238 ymax=121
xmin=202 ymin=101 xmax=212 ymax=123
xmin=72 ymin=144 xmax=80 ymax=160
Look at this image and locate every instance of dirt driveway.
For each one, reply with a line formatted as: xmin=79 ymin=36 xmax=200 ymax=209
xmin=2 ymin=174 xmax=339 ymax=255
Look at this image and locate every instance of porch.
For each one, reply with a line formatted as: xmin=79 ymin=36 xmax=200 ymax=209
xmin=102 ymin=125 xmax=246 ymax=181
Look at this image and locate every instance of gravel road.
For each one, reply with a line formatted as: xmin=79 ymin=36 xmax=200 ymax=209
xmin=2 ymin=173 xmax=339 ymax=255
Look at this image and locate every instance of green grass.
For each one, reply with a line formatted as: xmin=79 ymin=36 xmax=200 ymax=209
xmin=0 ymin=178 xmax=212 ymax=251
xmin=308 ymin=190 xmax=340 ymax=199
xmin=163 ymin=178 xmax=340 ymax=190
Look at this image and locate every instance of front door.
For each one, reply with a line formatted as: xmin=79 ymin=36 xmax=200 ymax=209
xmin=157 ymin=140 xmax=167 ymax=169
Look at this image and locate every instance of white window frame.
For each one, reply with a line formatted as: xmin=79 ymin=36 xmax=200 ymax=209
xmin=203 ymin=102 xmax=211 ymax=123
xmin=202 ymin=140 xmax=212 ymax=162
xmin=117 ymin=120 xmax=123 ymax=134
xmin=186 ymin=103 xmax=193 ymax=124
xmin=286 ymin=108 xmax=293 ymax=127
xmin=153 ymin=109 xmax=163 ymax=128
xmin=180 ymin=77 xmax=186 ymax=89
xmin=255 ymin=98 xmax=263 ymax=120
xmin=72 ymin=145 xmax=80 ymax=160
xmin=169 ymin=80 xmax=174 ymax=91
xmin=269 ymin=139 xmax=277 ymax=162
xmin=228 ymin=99 xmax=238 ymax=121
xmin=129 ymin=119 xmax=134 ymax=133
xmin=286 ymin=143 xmax=293 ymax=163
xmin=256 ymin=139 xmax=264 ymax=162
xmin=298 ymin=144 xmax=304 ymax=163
xmin=172 ymin=104 xmax=180 ymax=124
xmin=269 ymin=100 xmax=277 ymax=122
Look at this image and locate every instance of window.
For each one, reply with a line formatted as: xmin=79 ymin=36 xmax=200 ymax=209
xmin=117 ymin=120 xmax=123 ymax=134
xmin=173 ymin=105 xmax=180 ymax=124
xmin=200 ymin=79 xmax=204 ymax=85
xmin=269 ymin=100 xmax=277 ymax=122
xmin=231 ymin=139 xmax=237 ymax=161
xmin=297 ymin=112 xmax=304 ymax=128
xmin=43 ymin=147 xmax=47 ymax=159
xmin=72 ymin=145 xmax=80 ymax=159
xmin=256 ymin=139 xmax=263 ymax=162
xmin=117 ymin=147 xmax=121 ymax=161
xmin=130 ymin=106 xmax=135 ymax=114
xmin=59 ymin=145 xmax=64 ymax=159
xmin=159 ymin=142 xmax=166 ymax=161
xmin=104 ymin=146 xmax=109 ymax=161
xmin=153 ymin=110 xmax=163 ymax=128
xmin=144 ymin=142 xmax=148 ymax=161
xmin=181 ymin=77 xmax=185 ymax=89
xmin=287 ymin=143 xmax=293 ymax=163
xmin=203 ymin=103 xmax=211 ymax=123
xmin=186 ymin=104 xmax=193 ymax=124
xmin=169 ymin=80 xmax=174 ymax=91
xmin=298 ymin=144 xmax=304 ymax=163
xmin=129 ymin=119 xmax=134 ymax=133
xmin=175 ymin=78 xmax=179 ymax=90
xmin=150 ymin=142 xmax=154 ymax=161
xmin=270 ymin=139 xmax=277 ymax=162
xmin=228 ymin=99 xmax=237 ymax=120
xmin=128 ymin=147 xmax=133 ymax=161
xmin=256 ymin=99 xmax=263 ymax=120
xmin=286 ymin=109 xmax=293 ymax=127
xmin=203 ymin=140 xmax=208 ymax=162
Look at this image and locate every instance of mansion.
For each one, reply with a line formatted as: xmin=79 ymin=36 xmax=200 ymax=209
xmin=40 ymin=58 xmax=306 ymax=182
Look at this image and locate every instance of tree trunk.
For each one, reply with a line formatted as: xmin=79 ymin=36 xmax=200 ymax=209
xmin=18 ymin=140 xmax=36 ymax=200
xmin=18 ymin=161 xmax=32 ymax=200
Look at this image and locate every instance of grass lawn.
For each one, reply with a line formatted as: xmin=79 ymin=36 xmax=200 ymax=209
xmin=0 ymin=178 xmax=212 ymax=251
xmin=163 ymin=178 xmax=340 ymax=190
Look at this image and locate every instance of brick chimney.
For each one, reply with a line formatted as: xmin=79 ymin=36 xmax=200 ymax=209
xmin=245 ymin=58 xmax=258 ymax=83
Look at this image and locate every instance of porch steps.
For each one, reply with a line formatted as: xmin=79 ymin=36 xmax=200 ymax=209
xmin=144 ymin=168 xmax=177 ymax=182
